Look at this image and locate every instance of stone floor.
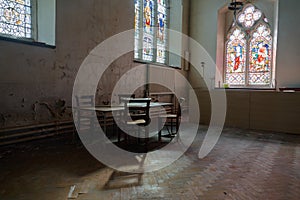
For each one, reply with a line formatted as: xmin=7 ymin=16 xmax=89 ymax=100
xmin=0 ymin=126 xmax=300 ymax=200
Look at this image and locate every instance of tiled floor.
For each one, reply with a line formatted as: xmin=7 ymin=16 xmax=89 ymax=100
xmin=0 ymin=126 xmax=300 ymax=200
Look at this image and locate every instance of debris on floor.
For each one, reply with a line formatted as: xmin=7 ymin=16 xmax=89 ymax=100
xmin=78 ymin=180 xmax=90 ymax=194
xmin=67 ymin=185 xmax=78 ymax=199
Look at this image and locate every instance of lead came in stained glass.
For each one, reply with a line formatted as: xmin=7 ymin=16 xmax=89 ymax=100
xmin=156 ymin=0 xmax=167 ymax=64
xmin=0 ymin=0 xmax=32 ymax=38
xmin=249 ymin=24 xmax=272 ymax=85
xmin=134 ymin=0 xmax=168 ymax=64
xmin=143 ymin=0 xmax=154 ymax=34
xmin=225 ymin=27 xmax=246 ymax=85
xmin=142 ymin=0 xmax=154 ymax=61
xmin=237 ymin=4 xmax=261 ymax=28
xmin=134 ymin=0 xmax=141 ymax=59
xmin=225 ymin=3 xmax=273 ymax=87
xmin=143 ymin=34 xmax=153 ymax=61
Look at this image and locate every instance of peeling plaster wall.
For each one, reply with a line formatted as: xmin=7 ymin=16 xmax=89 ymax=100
xmin=0 ymin=0 xmax=189 ymax=128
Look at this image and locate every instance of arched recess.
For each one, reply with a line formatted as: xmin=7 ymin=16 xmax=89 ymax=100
xmin=215 ymin=0 xmax=278 ymax=89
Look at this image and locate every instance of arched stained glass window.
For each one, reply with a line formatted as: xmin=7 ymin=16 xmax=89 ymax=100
xmin=0 ymin=0 xmax=32 ymax=38
xmin=225 ymin=3 xmax=273 ymax=87
xmin=249 ymin=24 xmax=272 ymax=85
xmin=134 ymin=0 xmax=169 ymax=64
xmin=225 ymin=27 xmax=246 ymax=85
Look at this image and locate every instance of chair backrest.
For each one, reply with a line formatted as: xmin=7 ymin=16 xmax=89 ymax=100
xmin=75 ymin=95 xmax=94 ymax=107
xmin=74 ymin=95 xmax=96 ymax=130
xmin=177 ymin=97 xmax=186 ymax=117
xmin=121 ymin=97 xmax=151 ymax=126
xmin=118 ymin=94 xmax=135 ymax=104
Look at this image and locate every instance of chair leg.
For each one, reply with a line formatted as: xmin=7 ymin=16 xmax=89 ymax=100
xmin=176 ymin=116 xmax=179 ymax=134
xmin=145 ymin=126 xmax=149 ymax=152
xmin=118 ymin=129 xmax=121 ymax=143
xmin=170 ymin=119 xmax=173 ymax=135
xmin=138 ymin=127 xmax=141 ymax=144
xmin=158 ymin=117 xmax=162 ymax=142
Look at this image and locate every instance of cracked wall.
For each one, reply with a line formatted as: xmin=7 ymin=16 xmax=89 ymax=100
xmin=0 ymin=0 xmax=189 ymax=128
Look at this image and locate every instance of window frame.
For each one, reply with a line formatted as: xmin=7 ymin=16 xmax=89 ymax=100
xmin=0 ymin=0 xmax=55 ymax=48
xmin=134 ymin=0 xmax=170 ymax=66
xmin=221 ymin=3 xmax=276 ymax=89
xmin=0 ymin=0 xmax=35 ymax=40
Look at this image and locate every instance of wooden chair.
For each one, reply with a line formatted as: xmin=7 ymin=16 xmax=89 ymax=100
xmin=158 ymin=97 xmax=185 ymax=141
xmin=118 ymin=98 xmax=151 ymax=145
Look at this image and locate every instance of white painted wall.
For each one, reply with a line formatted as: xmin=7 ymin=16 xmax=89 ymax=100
xmin=276 ymin=0 xmax=300 ymax=87
xmin=190 ymin=0 xmax=300 ymax=88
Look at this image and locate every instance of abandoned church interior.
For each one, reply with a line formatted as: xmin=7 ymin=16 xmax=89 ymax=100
xmin=0 ymin=0 xmax=299 ymax=199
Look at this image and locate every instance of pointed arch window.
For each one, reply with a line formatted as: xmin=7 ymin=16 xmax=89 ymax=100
xmin=225 ymin=3 xmax=273 ymax=87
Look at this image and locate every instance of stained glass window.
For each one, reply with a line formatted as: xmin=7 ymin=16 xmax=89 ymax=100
xmin=142 ymin=0 xmax=154 ymax=61
xmin=0 ymin=0 xmax=32 ymax=38
xmin=225 ymin=3 xmax=273 ymax=87
xmin=225 ymin=27 xmax=246 ymax=85
xmin=134 ymin=0 xmax=141 ymax=59
xmin=156 ymin=0 xmax=167 ymax=64
xmin=134 ymin=0 xmax=169 ymax=64
xmin=237 ymin=4 xmax=262 ymax=28
xmin=249 ymin=24 xmax=272 ymax=85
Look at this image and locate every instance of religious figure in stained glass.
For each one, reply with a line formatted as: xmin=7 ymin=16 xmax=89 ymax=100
xmin=225 ymin=27 xmax=246 ymax=85
xmin=157 ymin=12 xmax=165 ymax=42
xmin=141 ymin=0 xmax=154 ymax=61
xmin=249 ymin=24 xmax=272 ymax=85
xmin=143 ymin=0 xmax=153 ymax=34
xmin=134 ymin=0 xmax=141 ymax=59
xmin=134 ymin=0 xmax=168 ymax=64
xmin=156 ymin=0 xmax=167 ymax=63
xmin=0 ymin=0 xmax=32 ymax=38
xmin=225 ymin=3 xmax=273 ymax=87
